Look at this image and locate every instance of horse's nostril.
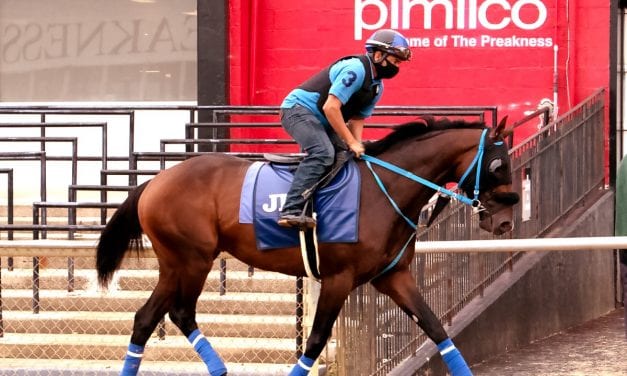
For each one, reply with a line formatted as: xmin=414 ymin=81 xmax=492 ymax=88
xmin=499 ymin=221 xmax=513 ymax=233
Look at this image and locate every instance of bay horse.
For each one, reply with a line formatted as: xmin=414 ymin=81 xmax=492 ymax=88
xmin=96 ymin=116 xmax=519 ymax=376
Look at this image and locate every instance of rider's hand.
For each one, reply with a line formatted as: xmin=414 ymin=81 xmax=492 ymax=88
xmin=349 ymin=141 xmax=365 ymax=158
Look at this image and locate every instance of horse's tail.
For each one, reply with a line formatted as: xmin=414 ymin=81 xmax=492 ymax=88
xmin=96 ymin=180 xmax=150 ymax=288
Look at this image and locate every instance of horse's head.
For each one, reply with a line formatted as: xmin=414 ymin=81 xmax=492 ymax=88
xmin=363 ymin=116 xmax=519 ymax=235
xmin=456 ymin=117 xmax=520 ymax=235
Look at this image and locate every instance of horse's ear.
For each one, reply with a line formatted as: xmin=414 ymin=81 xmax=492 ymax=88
xmin=491 ymin=116 xmax=510 ymax=139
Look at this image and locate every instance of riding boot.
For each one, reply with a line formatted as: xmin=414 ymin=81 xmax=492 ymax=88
xmin=278 ymin=199 xmax=316 ymax=228
xmin=279 ymin=165 xmax=321 ymax=229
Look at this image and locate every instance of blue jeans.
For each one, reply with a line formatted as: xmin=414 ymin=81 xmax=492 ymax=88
xmin=280 ymin=105 xmax=342 ymax=214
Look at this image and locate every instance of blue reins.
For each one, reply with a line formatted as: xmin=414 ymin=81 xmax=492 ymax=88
xmin=362 ymin=128 xmax=488 ymax=212
xmin=363 ymin=128 xmax=489 ymax=280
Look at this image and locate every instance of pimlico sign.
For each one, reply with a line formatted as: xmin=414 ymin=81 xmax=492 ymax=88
xmin=355 ymin=0 xmax=553 ymax=48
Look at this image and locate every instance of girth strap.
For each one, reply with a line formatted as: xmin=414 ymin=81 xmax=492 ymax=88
xmin=299 ymin=203 xmax=320 ymax=280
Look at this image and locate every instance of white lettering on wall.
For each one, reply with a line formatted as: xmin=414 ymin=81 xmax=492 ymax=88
xmin=355 ymin=0 xmax=548 ymax=39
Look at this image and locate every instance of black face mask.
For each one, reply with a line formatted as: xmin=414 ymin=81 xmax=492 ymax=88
xmin=375 ymin=60 xmax=399 ymax=79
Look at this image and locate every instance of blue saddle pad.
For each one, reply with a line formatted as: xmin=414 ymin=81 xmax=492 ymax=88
xmin=239 ymin=160 xmax=360 ymax=250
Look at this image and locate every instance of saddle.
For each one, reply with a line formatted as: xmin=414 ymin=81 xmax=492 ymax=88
xmin=238 ymin=154 xmax=359 ymax=248
xmin=263 ymin=149 xmax=354 ymax=198
xmin=261 ymin=149 xmax=355 ymax=280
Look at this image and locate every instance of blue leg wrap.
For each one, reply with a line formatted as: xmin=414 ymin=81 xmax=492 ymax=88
xmin=188 ymin=329 xmax=227 ymax=376
xmin=120 ymin=343 xmax=144 ymax=376
xmin=437 ymin=338 xmax=473 ymax=376
xmin=288 ymin=355 xmax=315 ymax=376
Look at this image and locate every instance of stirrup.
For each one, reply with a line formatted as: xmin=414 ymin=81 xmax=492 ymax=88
xmin=277 ymin=213 xmax=316 ymax=229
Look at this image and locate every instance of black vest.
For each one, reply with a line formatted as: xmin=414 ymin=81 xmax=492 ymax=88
xmin=298 ymin=55 xmax=379 ymax=122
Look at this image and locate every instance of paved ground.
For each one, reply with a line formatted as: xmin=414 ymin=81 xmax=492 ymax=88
xmin=471 ymin=309 xmax=627 ymax=375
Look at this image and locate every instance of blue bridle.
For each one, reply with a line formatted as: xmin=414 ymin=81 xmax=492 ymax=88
xmin=362 ymin=129 xmax=490 ymax=279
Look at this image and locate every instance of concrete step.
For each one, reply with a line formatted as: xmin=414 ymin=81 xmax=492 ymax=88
xmin=8 ymin=255 xmax=162 ymax=270
xmin=2 ymin=289 xmax=297 ymax=315
xmin=2 ymin=268 xmax=297 ymax=294
xmin=0 ymin=358 xmax=297 ymax=376
xmin=2 ymin=310 xmax=297 ymax=338
xmin=1 ymin=216 xmax=103 ymax=225
xmin=4 ymin=255 xmax=260 ymax=271
xmin=0 ymin=206 xmax=109 ymax=218
xmin=0 ymin=333 xmax=298 ymax=364
xmin=0 ymin=245 xmax=309 ymax=373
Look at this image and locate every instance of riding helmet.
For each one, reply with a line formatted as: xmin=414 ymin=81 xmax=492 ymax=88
xmin=365 ymin=29 xmax=412 ymax=61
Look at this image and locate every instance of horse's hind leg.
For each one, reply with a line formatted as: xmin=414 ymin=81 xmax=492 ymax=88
xmin=121 ymin=269 xmax=178 ymax=376
xmin=371 ymin=267 xmax=473 ymax=376
xmin=121 ymin=255 xmax=226 ymax=376
xmin=167 ymin=259 xmax=227 ymax=376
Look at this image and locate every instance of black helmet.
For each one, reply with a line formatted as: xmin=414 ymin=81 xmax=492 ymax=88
xmin=365 ymin=29 xmax=412 ymax=61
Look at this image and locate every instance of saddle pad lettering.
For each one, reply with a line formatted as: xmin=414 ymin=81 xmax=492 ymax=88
xmin=239 ymin=161 xmax=360 ymax=250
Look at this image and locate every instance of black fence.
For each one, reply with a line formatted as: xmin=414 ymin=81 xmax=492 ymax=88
xmin=336 ymin=89 xmax=606 ymax=376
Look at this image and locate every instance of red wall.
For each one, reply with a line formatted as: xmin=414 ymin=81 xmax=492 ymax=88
xmin=228 ymin=0 xmax=610 ymax=143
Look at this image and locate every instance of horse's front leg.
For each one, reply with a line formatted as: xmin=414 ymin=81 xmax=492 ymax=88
xmin=289 ymin=273 xmax=353 ymax=376
xmin=371 ymin=267 xmax=473 ymax=376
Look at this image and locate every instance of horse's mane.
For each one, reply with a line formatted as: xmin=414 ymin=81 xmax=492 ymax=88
xmin=364 ymin=116 xmax=487 ymax=156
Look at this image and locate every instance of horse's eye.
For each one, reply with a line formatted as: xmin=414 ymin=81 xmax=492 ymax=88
xmin=488 ymin=159 xmax=503 ymax=173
